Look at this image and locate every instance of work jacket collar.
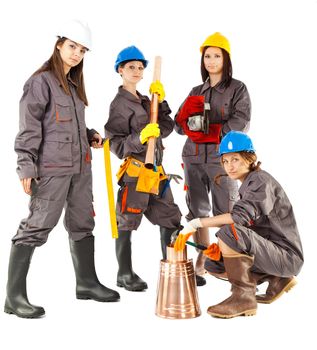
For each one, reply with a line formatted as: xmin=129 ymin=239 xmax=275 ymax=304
xmin=201 ymin=77 xmax=227 ymax=94
xmin=118 ymin=86 xmax=146 ymax=104
xmin=67 ymin=74 xmax=78 ymax=87
xmin=238 ymin=170 xmax=261 ymax=195
xmin=48 ymin=70 xmax=78 ymax=89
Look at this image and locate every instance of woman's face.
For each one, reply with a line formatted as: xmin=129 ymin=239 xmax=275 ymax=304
xmin=57 ymin=39 xmax=87 ymax=74
xmin=222 ymin=152 xmax=251 ymax=182
xmin=203 ymin=46 xmax=224 ymax=75
xmin=119 ymin=61 xmax=144 ymax=85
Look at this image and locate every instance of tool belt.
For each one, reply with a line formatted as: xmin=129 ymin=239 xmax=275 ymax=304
xmin=116 ymin=157 xmax=167 ymax=195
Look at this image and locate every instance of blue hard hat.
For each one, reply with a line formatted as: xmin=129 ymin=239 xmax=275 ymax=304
xmin=219 ymin=131 xmax=255 ymax=155
xmin=114 ymin=45 xmax=148 ymax=72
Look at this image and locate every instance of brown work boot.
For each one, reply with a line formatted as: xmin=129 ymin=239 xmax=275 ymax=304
xmin=207 ymin=254 xmax=257 ymax=319
xmin=256 ymin=276 xmax=297 ymax=304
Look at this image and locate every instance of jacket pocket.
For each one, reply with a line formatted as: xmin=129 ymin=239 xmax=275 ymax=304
xmin=219 ymin=103 xmax=231 ymax=121
xmin=55 ymin=96 xmax=73 ymax=123
xmin=42 ymin=133 xmax=73 ymax=167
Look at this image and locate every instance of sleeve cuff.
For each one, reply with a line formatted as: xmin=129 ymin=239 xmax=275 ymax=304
xmin=17 ymin=166 xmax=37 ymax=180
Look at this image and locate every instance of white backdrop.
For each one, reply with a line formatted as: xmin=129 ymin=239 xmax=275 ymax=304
xmin=1 ymin=0 xmax=316 ymax=349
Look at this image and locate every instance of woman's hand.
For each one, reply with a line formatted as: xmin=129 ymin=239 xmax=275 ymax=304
xmin=174 ymin=218 xmax=203 ymax=251
xmin=140 ymin=123 xmax=160 ymax=144
xmin=149 ymin=81 xmax=165 ymax=102
xmin=91 ymin=133 xmax=104 ymax=149
xmin=20 ymin=178 xmax=33 ymax=195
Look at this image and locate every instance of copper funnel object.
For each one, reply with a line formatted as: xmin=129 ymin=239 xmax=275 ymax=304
xmin=155 ymin=245 xmax=201 ymax=319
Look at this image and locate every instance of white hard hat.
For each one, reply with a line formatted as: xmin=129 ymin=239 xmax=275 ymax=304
xmin=57 ymin=19 xmax=92 ymax=50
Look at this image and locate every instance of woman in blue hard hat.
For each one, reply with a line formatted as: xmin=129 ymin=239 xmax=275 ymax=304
xmin=104 ymin=46 xmax=182 ymax=292
xmin=174 ymin=33 xmax=251 ymax=286
xmin=174 ymin=131 xmax=304 ymax=318
xmin=4 ymin=20 xmax=120 ymax=319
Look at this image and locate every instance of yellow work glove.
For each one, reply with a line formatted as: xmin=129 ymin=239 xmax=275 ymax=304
xmin=173 ymin=218 xmax=203 ymax=252
xmin=140 ymin=123 xmax=160 ymax=144
xmin=149 ymin=81 xmax=165 ymax=103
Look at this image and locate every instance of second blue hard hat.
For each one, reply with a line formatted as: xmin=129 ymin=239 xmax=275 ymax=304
xmin=219 ymin=131 xmax=255 ymax=155
xmin=114 ymin=45 xmax=148 ymax=72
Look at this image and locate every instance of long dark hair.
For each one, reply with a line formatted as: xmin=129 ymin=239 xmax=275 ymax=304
xmin=33 ymin=37 xmax=88 ymax=105
xmin=200 ymin=46 xmax=232 ymax=88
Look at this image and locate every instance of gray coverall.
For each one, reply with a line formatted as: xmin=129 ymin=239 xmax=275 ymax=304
xmin=13 ymin=70 xmax=98 ymax=246
xmin=175 ymin=78 xmax=251 ymax=220
xmin=104 ymin=87 xmax=182 ymax=231
xmin=206 ymin=170 xmax=304 ymax=277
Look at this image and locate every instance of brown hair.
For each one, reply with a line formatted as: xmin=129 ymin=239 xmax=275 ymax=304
xmin=239 ymin=151 xmax=261 ymax=172
xmin=215 ymin=151 xmax=261 ymax=184
xmin=33 ymin=37 xmax=88 ymax=105
xmin=200 ymin=47 xmax=232 ymax=88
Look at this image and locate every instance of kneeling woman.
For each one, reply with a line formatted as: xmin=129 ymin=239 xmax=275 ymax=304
xmin=175 ymin=131 xmax=304 ymax=318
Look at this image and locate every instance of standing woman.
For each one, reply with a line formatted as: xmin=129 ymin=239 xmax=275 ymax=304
xmin=175 ymin=131 xmax=304 ymax=318
xmin=104 ymin=46 xmax=182 ymax=292
xmin=5 ymin=20 xmax=120 ymax=319
xmin=175 ymin=32 xmax=251 ymax=286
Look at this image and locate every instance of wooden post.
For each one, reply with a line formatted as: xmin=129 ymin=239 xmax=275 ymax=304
xmin=145 ymin=56 xmax=162 ymax=169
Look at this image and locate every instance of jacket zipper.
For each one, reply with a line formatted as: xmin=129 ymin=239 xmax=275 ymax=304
xmin=204 ymin=86 xmax=213 ymax=163
xmin=70 ymin=92 xmax=83 ymax=173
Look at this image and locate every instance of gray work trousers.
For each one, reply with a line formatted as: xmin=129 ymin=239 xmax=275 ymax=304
xmin=12 ymin=172 xmax=95 ymax=246
xmin=116 ymin=179 xmax=182 ymax=231
xmin=183 ymin=160 xmax=239 ymax=220
xmin=205 ymin=224 xmax=303 ymax=277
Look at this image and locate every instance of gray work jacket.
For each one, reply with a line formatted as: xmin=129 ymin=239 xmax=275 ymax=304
xmin=231 ymin=169 xmax=304 ymax=261
xmin=175 ymin=78 xmax=251 ymax=164
xmin=104 ymin=86 xmax=174 ymax=165
xmin=15 ymin=70 xmax=97 ymax=179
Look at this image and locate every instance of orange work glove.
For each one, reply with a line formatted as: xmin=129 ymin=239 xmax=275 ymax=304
xmin=174 ymin=233 xmax=193 ymax=252
xmin=203 ymin=243 xmax=221 ymax=261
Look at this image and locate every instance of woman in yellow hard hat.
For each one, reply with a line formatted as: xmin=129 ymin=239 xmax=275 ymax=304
xmin=175 ymin=32 xmax=251 ymax=286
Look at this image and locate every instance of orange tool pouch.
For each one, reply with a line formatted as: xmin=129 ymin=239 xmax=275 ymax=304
xmin=117 ymin=157 xmax=167 ymax=195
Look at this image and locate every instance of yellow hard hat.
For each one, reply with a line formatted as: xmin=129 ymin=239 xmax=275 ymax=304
xmin=200 ymin=32 xmax=230 ymax=55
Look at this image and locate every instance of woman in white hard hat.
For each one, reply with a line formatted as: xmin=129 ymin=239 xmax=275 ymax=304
xmin=4 ymin=20 xmax=120 ymax=319
xmin=104 ymin=46 xmax=182 ymax=292
xmin=175 ymin=131 xmax=304 ymax=318
xmin=174 ymin=32 xmax=252 ymax=286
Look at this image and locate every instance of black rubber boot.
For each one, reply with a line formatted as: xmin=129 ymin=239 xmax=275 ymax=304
xmin=4 ymin=244 xmax=45 ymax=318
xmin=159 ymin=227 xmax=181 ymax=260
xmin=69 ymin=236 xmax=120 ymax=302
xmin=116 ymin=231 xmax=147 ymax=291
xmin=195 ymin=275 xmax=207 ymax=286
